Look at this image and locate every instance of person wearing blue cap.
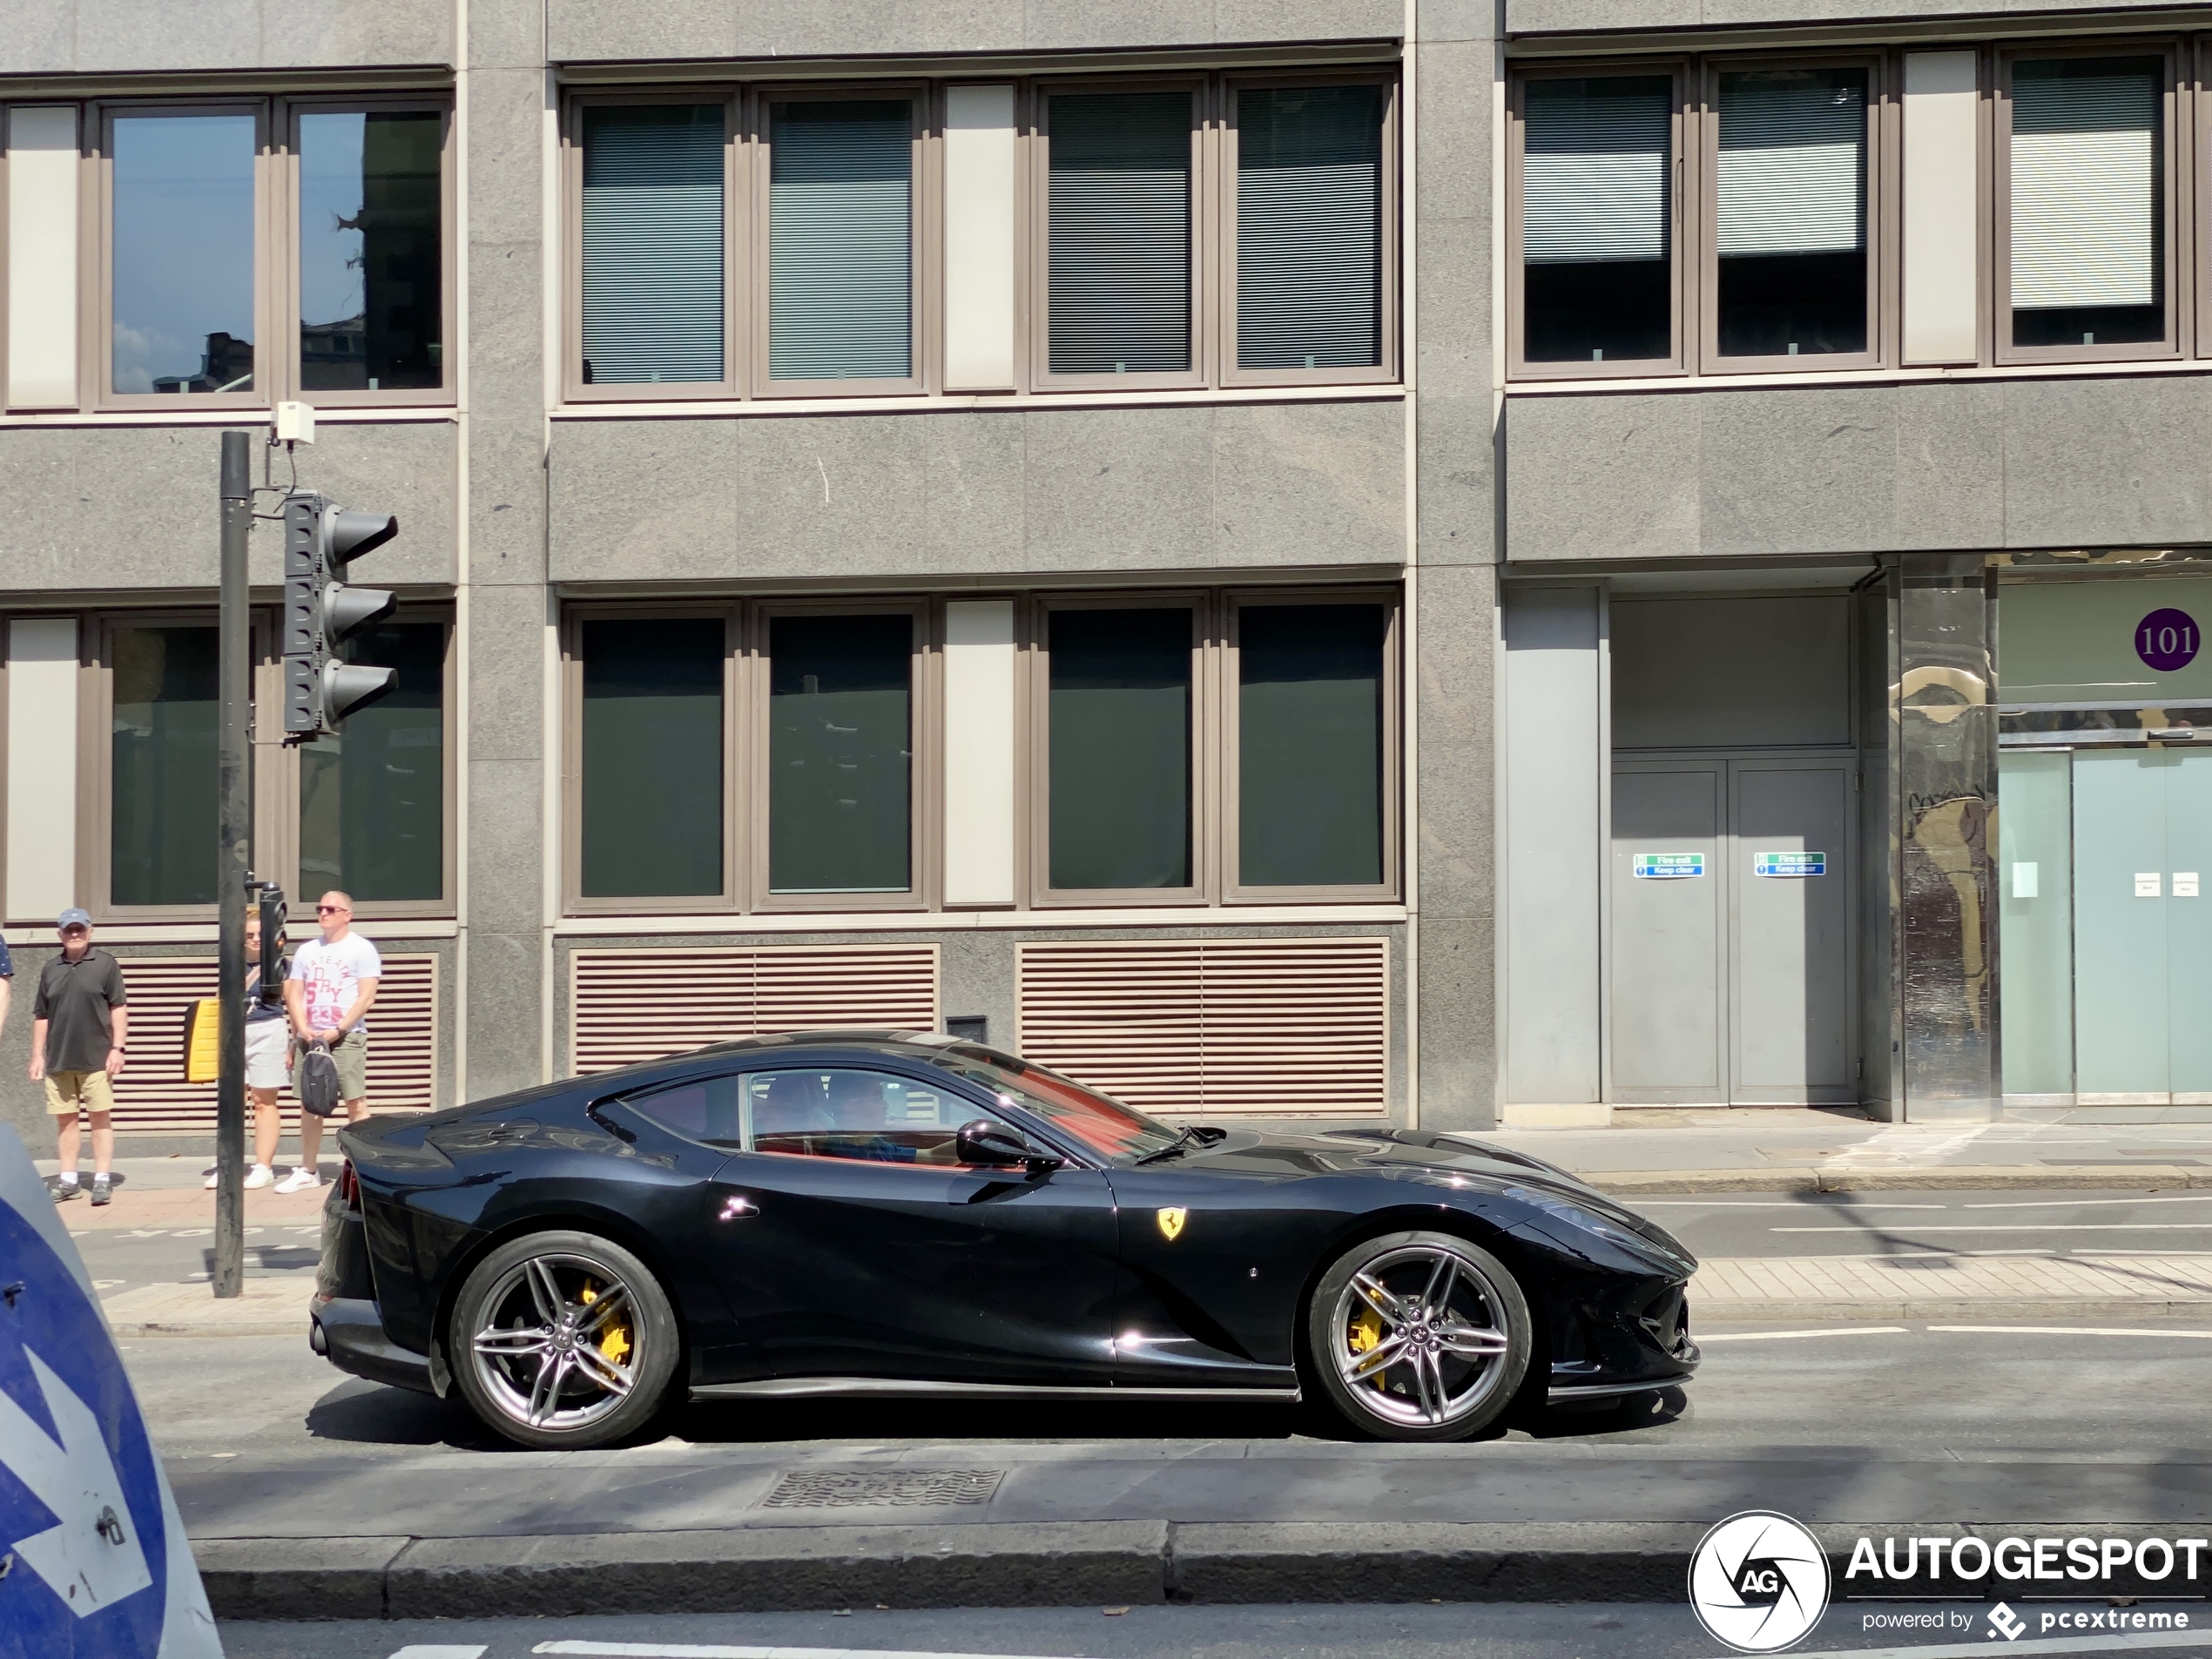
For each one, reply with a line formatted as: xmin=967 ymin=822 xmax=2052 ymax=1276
xmin=30 ymin=907 xmax=128 ymax=1204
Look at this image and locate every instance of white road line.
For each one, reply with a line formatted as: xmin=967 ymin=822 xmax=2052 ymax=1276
xmin=1696 ymin=1325 xmax=1909 ymax=1342
xmin=1786 ymin=1630 xmax=2212 ymax=1657
xmin=1638 ymin=1201 xmax=1948 ymax=1210
xmin=1927 ymin=1325 xmax=2212 ymax=1339
xmin=388 ymin=1646 xmax=490 ymax=1659
xmin=1966 ymin=1195 xmax=2212 ymax=1208
xmin=532 ymin=1645 xmax=1100 ymax=1659
xmin=1770 ymin=1224 xmax=2212 ymax=1233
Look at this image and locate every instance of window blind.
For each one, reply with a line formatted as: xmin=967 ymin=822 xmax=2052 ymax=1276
xmin=1236 ymin=85 xmax=1383 ymax=371
xmin=1048 ymin=91 xmax=1193 ymax=374
xmin=2011 ymin=63 xmax=2159 ymax=311
xmin=580 ymin=105 xmax=725 ymax=386
xmin=768 ymin=100 xmax=914 ymax=381
xmin=1522 ymin=78 xmax=1670 ymax=266
xmin=1717 ymin=77 xmax=1865 ymax=257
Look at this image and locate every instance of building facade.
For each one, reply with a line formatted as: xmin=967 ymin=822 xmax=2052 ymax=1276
xmin=0 ymin=0 xmax=2200 ymax=1148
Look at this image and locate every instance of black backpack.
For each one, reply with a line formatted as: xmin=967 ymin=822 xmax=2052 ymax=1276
xmin=297 ymin=1043 xmax=343 ymax=1117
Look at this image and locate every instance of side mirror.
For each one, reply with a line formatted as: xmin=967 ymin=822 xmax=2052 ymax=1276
xmin=956 ymin=1118 xmax=1061 ymax=1170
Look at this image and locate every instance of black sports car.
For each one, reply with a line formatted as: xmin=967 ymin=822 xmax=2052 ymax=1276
xmin=314 ymin=1030 xmax=1697 ymax=1448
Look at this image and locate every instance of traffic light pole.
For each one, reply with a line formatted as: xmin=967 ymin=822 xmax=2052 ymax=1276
xmin=214 ymin=430 xmax=253 ymax=1301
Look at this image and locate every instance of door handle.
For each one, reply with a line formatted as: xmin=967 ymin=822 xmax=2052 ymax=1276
xmin=718 ymin=1193 xmax=759 ymax=1222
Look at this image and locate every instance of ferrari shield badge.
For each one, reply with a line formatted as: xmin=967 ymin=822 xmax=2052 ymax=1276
xmin=1157 ymin=1206 xmax=1188 ymax=1241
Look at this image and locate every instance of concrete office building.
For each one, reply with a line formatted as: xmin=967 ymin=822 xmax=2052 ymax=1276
xmin=0 ymin=0 xmax=2202 ymax=1150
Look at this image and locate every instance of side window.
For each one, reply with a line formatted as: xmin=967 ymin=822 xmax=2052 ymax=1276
xmin=621 ymin=1072 xmax=745 ymax=1147
xmin=744 ymin=1068 xmax=993 ymax=1165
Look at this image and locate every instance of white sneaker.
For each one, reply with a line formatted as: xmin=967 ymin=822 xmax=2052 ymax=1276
xmin=204 ymin=1168 xmax=219 ymax=1190
xmin=273 ymin=1166 xmax=322 ymax=1195
xmin=244 ymin=1164 xmax=273 ymax=1190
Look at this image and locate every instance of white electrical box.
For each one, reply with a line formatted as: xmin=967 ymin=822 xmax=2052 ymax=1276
xmin=274 ymin=401 xmax=316 ymax=443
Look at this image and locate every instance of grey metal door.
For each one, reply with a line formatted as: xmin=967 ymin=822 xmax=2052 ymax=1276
xmin=1609 ymin=765 xmax=1726 ymax=1103
xmin=1730 ymin=762 xmax=1853 ymax=1105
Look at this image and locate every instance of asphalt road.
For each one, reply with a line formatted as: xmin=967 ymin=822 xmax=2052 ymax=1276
xmin=211 ymin=1602 xmax=2212 ymax=1659
xmin=1648 ymin=1188 xmax=2212 ymax=1259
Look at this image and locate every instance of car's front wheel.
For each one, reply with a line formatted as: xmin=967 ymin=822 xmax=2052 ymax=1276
xmin=1306 ymin=1230 xmax=1532 ymax=1442
xmin=449 ymin=1230 xmax=678 ymax=1449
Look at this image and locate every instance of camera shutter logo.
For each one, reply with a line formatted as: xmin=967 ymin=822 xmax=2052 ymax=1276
xmin=1689 ymin=1510 xmax=1831 ymax=1653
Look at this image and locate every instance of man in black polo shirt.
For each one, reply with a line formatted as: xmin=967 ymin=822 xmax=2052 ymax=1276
xmin=30 ymin=907 xmax=129 ymax=1204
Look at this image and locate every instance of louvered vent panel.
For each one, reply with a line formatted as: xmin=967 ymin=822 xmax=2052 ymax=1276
xmin=105 ymin=954 xmax=441 ymax=1134
xmin=570 ymin=944 xmax=940 ymax=1075
xmin=1017 ymin=937 xmax=1388 ymax=1116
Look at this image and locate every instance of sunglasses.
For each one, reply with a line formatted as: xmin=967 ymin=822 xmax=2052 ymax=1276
xmin=315 ymin=905 xmax=349 ymax=914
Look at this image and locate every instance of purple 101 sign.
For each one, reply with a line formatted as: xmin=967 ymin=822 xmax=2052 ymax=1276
xmin=2138 ymin=609 xmax=2201 ymax=673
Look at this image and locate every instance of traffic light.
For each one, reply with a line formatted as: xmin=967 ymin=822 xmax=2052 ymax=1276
xmin=283 ymin=491 xmax=400 ymax=736
xmin=254 ymin=883 xmax=287 ymax=1008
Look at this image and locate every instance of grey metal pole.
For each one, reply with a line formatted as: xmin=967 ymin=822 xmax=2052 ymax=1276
xmin=214 ymin=430 xmax=253 ymax=1299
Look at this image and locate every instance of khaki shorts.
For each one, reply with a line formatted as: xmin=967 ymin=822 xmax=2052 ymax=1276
xmin=298 ymin=1028 xmax=369 ymax=1103
xmin=44 ymin=1069 xmax=116 ymax=1116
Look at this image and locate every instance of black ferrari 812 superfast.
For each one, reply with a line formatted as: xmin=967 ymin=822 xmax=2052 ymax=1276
xmin=314 ymin=1030 xmax=1697 ymax=1447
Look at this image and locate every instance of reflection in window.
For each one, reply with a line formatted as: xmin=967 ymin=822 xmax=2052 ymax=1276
xmin=1236 ymin=85 xmax=1383 ymax=370
xmin=298 ymin=623 xmax=443 ymax=901
xmin=580 ymin=105 xmax=725 ymax=385
xmin=767 ymin=615 xmax=912 ymax=893
xmin=768 ymin=101 xmax=913 ymax=381
xmin=1521 ymin=77 xmax=1672 ymax=363
xmin=2011 ymin=58 xmax=2162 ymax=347
xmin=1716 ymin=69 xmax=1867 ymax=358
xmin=1049 ymin=609 xmax=1191 ymax=890
xmin=1049 ymin=91 xmax=1193 ymax=374
xmin=111 ymin=626 xmax=219 ymax=906
xmin=580 ymin=617 xmax=725 ymax=898
xmin=1239 ymin=605 xmax=1386 ymax=887
xmin=298 ymin=111 xmax=443 ymax=392
xmin=624 ymin=1073 xmax=745 ymax=1146
xmin=745 ymin=1069 xmax=970 ymax=1162
xmin=111 ymin=112 xmax=257 ymax=395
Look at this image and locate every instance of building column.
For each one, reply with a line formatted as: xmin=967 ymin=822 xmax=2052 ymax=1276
xmin=461 ymin=0 xmax=551 ymax=1101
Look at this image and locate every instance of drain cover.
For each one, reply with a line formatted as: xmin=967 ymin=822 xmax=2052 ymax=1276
xmin=761 ymin=1467 xmax=1006 ymax=1508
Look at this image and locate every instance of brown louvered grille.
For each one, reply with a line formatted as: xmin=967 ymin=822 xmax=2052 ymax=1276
xmin=101 ymin=954 xmax=441 ymax=1133
xmin=1016 ymin=937 xmax=1390 ymax=1116
xmin=569 ymin=945 xmax=941 ymax=1075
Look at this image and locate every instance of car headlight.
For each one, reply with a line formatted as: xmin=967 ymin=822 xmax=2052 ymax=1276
xmin=1505 ymin=1186 xmax=1696 ymax=1276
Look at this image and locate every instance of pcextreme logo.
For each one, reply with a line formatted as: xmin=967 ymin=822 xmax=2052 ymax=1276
xmin=1689 ymin=1510 xmax=1832 ymax=1654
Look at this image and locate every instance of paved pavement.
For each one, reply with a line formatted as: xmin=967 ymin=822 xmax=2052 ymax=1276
xmin=210 ymin=1602 xmax=2212 ymax=1659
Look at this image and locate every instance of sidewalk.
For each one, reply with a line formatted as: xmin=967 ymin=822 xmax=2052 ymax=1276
xmin=1475 ymin=1108 xmax=2212 ymax=1194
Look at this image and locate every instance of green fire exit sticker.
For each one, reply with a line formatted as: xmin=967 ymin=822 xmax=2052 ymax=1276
xmin=1632 ymin=853 xmax=1705 ymax=879
xmin=1756 ymin=851 xmax=1827 ymax=877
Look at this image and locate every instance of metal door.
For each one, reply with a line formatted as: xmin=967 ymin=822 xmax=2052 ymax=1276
xmin=1609 ymin=765 xmax=1726 ymax=1103
xmin=2072 ymin=751 xmax=2171 ymax=1102
xmin=1731 ymin=763 xmax=1854 ymax=1104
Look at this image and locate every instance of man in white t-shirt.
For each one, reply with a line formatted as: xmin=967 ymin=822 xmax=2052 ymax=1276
xmin=277 ymin=890 xmax=381 ymax=1193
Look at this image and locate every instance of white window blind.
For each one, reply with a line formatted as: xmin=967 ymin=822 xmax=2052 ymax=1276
xmin=579 ymin=105 xmax=725 ymax=386
xmin=1235 ymin=84 xmax=1383 ymax=370
xmin=2010 ymin=64 xmax=2158 ymax=311
xmin=768 ymin=100 xmax=914 ymax=381
xmin=1717 ymin=77 xmax=1865 ymax=257
xmin=1522 ymin=78 xmax=1670 ymax=266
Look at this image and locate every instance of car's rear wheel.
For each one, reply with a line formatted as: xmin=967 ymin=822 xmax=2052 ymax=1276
xmin=449 ymin=1230 xmax=678 ymax=1450
xmin=1306 ymin=1230 xmax=1532 ymax=1443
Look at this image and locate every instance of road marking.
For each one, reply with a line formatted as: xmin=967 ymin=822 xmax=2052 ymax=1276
xmin=388 ymin=1647 xmax=489 ymax=1659
xmin=532 ymin=1644 xmax=1102 ymax=1659
xmin=1770 ymin=1224 xmax=2212 ymax=1233
xmin=1697 ymin=1325 xmax=1908 ymax=1342
xmin=1928 ymin=1325 xmax=2212 ymax=1339
xmin=1966 ymin=1195 xmax=2212 ymax=1208
xmin=1785 ymin=1629 xmax=2212 ymax=1656
xmin=1639 ymin=1201 xmax=1947 ymax=1209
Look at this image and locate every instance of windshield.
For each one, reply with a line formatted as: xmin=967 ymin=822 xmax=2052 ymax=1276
xmin=927 ymin=1045 xmax=1181 ymax=1161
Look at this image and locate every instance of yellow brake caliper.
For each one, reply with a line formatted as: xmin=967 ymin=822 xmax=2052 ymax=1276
xmin=580 ymin=1282 xmax=632 ymax=1368
xmin=1347 ymin=1306 xmax=1385 ymax=1387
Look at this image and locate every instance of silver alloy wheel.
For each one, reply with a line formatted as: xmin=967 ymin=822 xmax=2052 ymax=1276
xmin=468 ymin=1251 xmax=642 ymax=1433
xmin=1327 ymin=1242 xmax=1515 ymax=1428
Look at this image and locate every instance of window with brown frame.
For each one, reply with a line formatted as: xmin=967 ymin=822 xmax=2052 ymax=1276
xmin=563 ymin=71 xmax=1399 ymax=401
xmin=1998 ymin=43 xmax=2182 ymax=363
xmin=6 ymin=94 xmax=458 ymax=413
xmin=73 ymin=606 xmax=455 ymax=921
xmin=563 ymin=587 xmax=1400 ymax=915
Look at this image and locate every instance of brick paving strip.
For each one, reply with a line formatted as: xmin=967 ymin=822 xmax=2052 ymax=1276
xmin=1692 ymin=1251 xmax=2212 ymax=1319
